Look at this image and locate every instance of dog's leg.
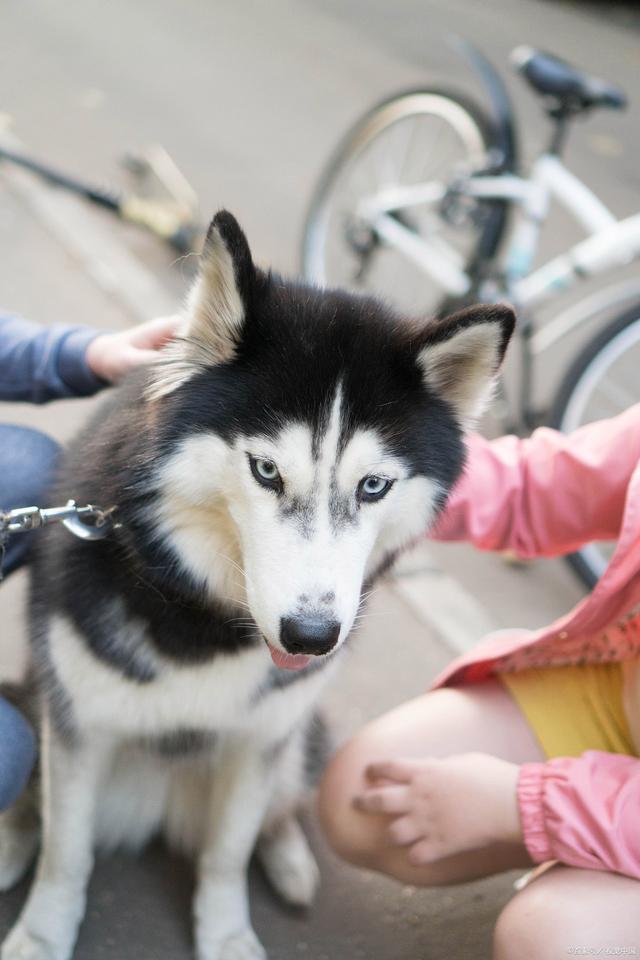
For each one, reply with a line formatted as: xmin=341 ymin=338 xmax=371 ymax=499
xmin=194 ymin=738 xmax=275 ymax=960
xmin=2 ymin=713 xmax=113 ymax=960
xmin=256 ymin=733 xmax=319 ymax=908
xmin=0 ymin=789 xmax=40 ymax=892
xmin=257 ymin=816 xmax=319 ymax=908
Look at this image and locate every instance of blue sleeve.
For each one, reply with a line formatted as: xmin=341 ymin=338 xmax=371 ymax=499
xmin=0 ymin=314 xmax=106 ymax=404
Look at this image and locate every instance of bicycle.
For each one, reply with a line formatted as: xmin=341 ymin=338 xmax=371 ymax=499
xmin=302 ymin=41 xmax=640 ymax=589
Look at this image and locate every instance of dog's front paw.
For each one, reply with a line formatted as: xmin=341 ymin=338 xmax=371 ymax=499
xmin=258 ymin=817 xmax=319 ymax=907
xmin=1 ymin=924 xmax=64 ymax=960
xmin=197 ymin=928 xmax=267 ymax=960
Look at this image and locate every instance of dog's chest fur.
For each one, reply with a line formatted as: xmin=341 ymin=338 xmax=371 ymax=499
xmin=47 ymin=614 xmax=333 ymax=746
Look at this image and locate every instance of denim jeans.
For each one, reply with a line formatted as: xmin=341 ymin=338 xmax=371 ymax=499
xmin=0 ymin=424 xmax=59 ymax=809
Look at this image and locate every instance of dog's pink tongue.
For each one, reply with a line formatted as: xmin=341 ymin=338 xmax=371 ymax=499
xmin=268 ymin=646 xmax=311 ymax=671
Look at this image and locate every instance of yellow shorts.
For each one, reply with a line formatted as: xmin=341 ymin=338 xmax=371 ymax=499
xmin=500 ymin=661 xmax=637 ymax=759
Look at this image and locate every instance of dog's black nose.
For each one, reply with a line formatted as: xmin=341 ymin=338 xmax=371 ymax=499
xmin=280 ymin=617 xmax=340 ymax=656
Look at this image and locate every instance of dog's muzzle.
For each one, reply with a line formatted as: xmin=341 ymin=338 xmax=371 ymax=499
xmin=280 ymin=616 xmax=340 ymax=656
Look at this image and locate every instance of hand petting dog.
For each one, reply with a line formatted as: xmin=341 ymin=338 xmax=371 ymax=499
xmin=85 ymin=314 xmax=181 ymax=384
xmin=353 ymin=753 xmax=522 ymax=865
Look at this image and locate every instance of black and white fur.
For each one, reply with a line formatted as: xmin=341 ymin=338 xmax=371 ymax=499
xmin=0 ymin=212 xmax=514 ymax=960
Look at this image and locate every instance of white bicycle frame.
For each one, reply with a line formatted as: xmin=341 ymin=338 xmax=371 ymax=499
xmin=362 ymin=154 xmax=640 ymax=321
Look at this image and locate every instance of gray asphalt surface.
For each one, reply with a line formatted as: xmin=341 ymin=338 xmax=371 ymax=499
xmin=0 ymin=2 xmax=638 ymax=958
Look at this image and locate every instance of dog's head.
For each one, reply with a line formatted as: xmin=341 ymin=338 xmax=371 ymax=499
xmin=146 ymin=211 xmax=514 ymax=670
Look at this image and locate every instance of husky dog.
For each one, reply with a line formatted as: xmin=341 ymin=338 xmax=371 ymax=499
xmin=0 ymin=211 xmax=514 ymax=960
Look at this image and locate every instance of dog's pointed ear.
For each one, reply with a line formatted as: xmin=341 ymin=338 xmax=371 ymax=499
xmin=146 ymin=211 xmax=257 ymax=400
xmin=187 ymin=210 xmax=256 ymax=362
xmin=416 ymin=304 xmax=515 ymax=428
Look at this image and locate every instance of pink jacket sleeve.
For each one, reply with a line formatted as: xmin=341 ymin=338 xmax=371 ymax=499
xmin=433 ymin=405 xmax=640 ymax=559
xmin=518 ymin=751 xmax=640 ymax=878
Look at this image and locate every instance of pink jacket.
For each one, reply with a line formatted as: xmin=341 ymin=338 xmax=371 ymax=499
xmin=431 ymin=403 xmax=640 ymax=878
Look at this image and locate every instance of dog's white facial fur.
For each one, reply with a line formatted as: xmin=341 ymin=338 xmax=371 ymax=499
xmin=155 ymin=385 xmax=441 ymax=655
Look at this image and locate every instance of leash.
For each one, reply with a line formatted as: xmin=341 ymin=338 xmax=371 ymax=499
xmin=0 ymin=500 xmax=118 ymax=581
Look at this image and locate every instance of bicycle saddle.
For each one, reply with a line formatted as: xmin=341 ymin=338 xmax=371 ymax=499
xmin=511 ymin=46 xmax=627 ymax=112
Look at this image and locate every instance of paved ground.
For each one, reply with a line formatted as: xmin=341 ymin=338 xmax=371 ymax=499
xmin=0 ymin=2 xmax=637 ymax=958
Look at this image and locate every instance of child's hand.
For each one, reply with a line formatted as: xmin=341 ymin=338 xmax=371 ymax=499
xmin=85 ymin=315 xmax=181 ymax=384
xmin=353 ymin=753 xmax=522 ymax=865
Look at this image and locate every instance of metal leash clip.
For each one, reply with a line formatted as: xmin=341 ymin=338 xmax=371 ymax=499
xmin=0 ymin=500 xmax=117 ymax=542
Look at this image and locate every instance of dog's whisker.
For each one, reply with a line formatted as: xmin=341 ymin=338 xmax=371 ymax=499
xmin=221 ymin=593 xmax=251 ymax=609
xmin=213 ymin=552 xmax=246 ymax=579
xmin=352 ymin=612 xmax=395 ymax=621
xmin=358 ymin=587 xmax=380 ymax=607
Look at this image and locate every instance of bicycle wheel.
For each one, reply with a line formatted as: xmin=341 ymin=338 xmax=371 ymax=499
xmin=550 ymin=302 xmax=640 ymax=588
xmin=302 ymin=88 xmax=508 ymax=317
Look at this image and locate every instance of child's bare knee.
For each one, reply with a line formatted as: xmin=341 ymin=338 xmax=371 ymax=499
xmin=493 ymin=883 xmax=561 ymax=960
xmin=318 ymin=736 xmax=378 ymax=866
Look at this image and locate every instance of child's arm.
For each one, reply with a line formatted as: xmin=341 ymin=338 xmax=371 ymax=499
xmin=519 ymin=751 xmax=640 ymax=879
xmin=0 ymin=314 xmax=179 ymax=404
xmin=433 ymin=404 xmax=640 ymax=559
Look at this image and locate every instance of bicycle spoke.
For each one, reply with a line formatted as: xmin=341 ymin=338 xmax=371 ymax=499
xmin=389 ymin=119 xmax=416 ymax=184
xmin=396 ymin=117 xmax=421 ymax=183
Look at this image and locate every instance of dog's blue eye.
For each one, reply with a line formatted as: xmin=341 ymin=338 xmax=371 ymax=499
xmin=250 ymin=456 xmax=282 ymax=491
xmin=359 ymin=475 xmax=393 ymax=502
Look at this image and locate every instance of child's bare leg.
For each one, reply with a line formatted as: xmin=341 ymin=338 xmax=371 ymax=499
xmin=494 ymin=865 xmax=640 ymax=959
xmin=318 ymin=680 xmax=544 ymax=885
